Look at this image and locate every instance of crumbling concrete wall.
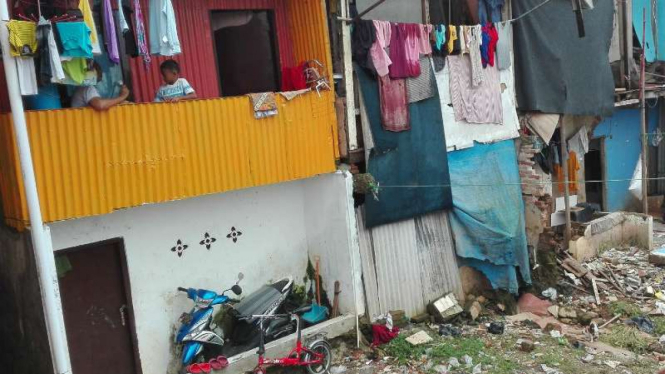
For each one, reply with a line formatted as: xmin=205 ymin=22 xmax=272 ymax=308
xmin=518 ymin=138 xmax=553 ymax=252
xmin=569 ymin=212 xmax=653 ymax=261
xmin=0 ymin=222 xmax=52 ymax=374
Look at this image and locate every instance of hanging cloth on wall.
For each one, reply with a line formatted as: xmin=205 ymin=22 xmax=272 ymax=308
xmin=79 ymin=0 xmax=101 ymax=54
xmin=102 ymin=0 xmax=120 ymax=63
xmin=248 ymin=92 xmax=278 ymax=119
xmin=432 ymin=24 xmax=447 ymax=71
xmin=379 ymin=75 xmax=410 ymax=132
xmin=447 ymin=55 xmax=502 ymax=124
xmin=61 ymin=58 xmax=89 ymax=84
xmin=7 ymin=20 xmax=38 ymax=57
xmin=370 ymin=20 xmax=392 ymax=77
xmin=134 ymin=0 xmax=151 ymax=63
xmin=56 ymin=22 xmax=93 ymax=58
xmin=149 ymin=0 xmax=182 ymax=56
xmin=459 ymin=25 xmax=468 ymax=54
xmin=495 ymin=21 xmax=511 ymax=70
xmin=389 ymin=23 xmax=421 ymax=79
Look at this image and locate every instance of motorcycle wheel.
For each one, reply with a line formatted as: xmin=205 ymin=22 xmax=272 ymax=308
xmin=304 ymin=341 xmax=332 ymax=374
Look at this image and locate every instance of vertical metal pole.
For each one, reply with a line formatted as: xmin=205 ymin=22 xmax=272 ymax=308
xmin=561 ymin=119 xmax=572 ymax=248
xmin=0 ymin=3 xmax=71 ymax=374
xmin=341 ymin=0 xmax=358 ymax=151
xmin=641 ymin=7 xmax=649 ymax=214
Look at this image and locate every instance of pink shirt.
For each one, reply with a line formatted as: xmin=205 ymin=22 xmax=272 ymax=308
xmin=370 ymin=20 xmax=392 ymax=77
xmin=419 ymin=24 xmax=433 ymax=55
xmin=389 ymin=23 xmax=421 ymax=79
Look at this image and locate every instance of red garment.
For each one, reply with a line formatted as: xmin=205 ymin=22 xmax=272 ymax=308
xmin=372 ymin=324 xmax=400 ymax=346
xmin=379 ymin=75 xmax=410 ymax=132
xmin=281 ymin=64 xmax=307 ymax=91
xmin=388 ymin=23 xmax=421 ymax=79
xmin=481 ymin=23 xmax=498 ymax=68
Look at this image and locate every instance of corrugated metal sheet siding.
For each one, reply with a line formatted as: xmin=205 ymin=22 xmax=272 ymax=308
xmin=285 ymin=0 xmax=338 ymax=157
xmin=0 ymin=92 xmax=336 ymax=228
xmin=357 ymin=209 xmax=463 ymax=319
xmin=129 ymin=0 xmax=294 ymax=103
xmin=0 ymin=116 xmax=27 ymax=229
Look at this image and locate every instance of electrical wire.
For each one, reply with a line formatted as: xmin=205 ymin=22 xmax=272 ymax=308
xmin=376 ymin=176 xmax=665 ymax=189
xmin=508 ymin=0 xmax=554 ymax=23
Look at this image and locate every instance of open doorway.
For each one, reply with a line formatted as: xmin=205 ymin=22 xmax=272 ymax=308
xmin=210 ymin=10 xmax=280 ymax=97
xmin=585 ymin=138 xmax=605 ymax=211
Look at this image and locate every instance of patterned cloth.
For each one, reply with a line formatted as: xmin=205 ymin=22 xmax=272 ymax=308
xmin=379 ymin=75 xmax=410 ymax=132
xmin=134 ymin=0 xmax=151 ymax=64
xmin=447 ymin=55 xmax=503 ymax=124
xmin=248 ymin=92 xmax=278 ymax=119
xmin=406 ymin=57 xmax=436 ymax=103
xmin=468 ymin=25 xmax=484 ymax=86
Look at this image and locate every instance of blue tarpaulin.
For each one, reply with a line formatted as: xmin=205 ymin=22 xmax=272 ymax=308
xmin=355 ymin=65 xmax=453 ymax=228
xmin=448 ymin=140 xmax=531 ymax=293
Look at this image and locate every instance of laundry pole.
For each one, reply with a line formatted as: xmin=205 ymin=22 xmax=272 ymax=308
xmin=0 ymin=4 xmax=72 ymax=374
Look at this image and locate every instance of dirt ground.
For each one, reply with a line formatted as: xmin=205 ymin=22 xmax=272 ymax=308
xmin=264 ymin=224 xmax=665 ymax=374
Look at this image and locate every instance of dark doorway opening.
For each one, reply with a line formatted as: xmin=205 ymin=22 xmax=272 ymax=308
xmin=211 ymin=10 xmax=280 ymax=97
xmin=57 ymin=241 xmax=140 ymax=374
xmin=585 ymin=138 xmax=605 ymax=211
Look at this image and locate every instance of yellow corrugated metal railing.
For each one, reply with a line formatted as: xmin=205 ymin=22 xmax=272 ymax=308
xmin=286 ymin=0 xmax=340 ymax=159
xmin=0 ymin=91 xmax=337 ymax=230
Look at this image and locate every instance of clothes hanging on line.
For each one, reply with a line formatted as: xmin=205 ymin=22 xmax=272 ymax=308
xmin=379 ymin=75 xmax=410 ymax=132
xmin=480 ymin=23 xmax=498 ymax=68
xmin=8 ymin=20 xmax=38 ymax=57
xmin=495 ymin=21 xmax=511 ymax=70
xmin=79 ymin=0 xmax=101 ymax=54
xmin=406 ymin=56 xmax=436 ymax=103
xmin=352 ymin=19 xmax=376 ymax=70
xmin=36 ymin=17 xmax=66 ymax=84
xmin=134 ymin=0 xmax=151 ymax=63
xmin=56 ymin=22 xmax=93 ymax=59
xmin=61 ymin=58 xmax=89 ymax=84
xmin=16 ymin=57 xmax=38 ymax=95
xmin=370 ymin=20 xmax=392 ymax=77
xmin=468 ymin=25 xmax=484 ymax=86
xmin=389 ymin=23 xmax=421 ymax=79
xmin=149 ymin=0 xmax=181 ymax=56
xmin=119 ymin=5 xmax=139 ymax=57
xmin=102 ymin=0 xmax=120 ymax=63
xmin=479 ymin=0 xmax=505 ymax=25
xmin=446 ymin=25 xmax=457 ymax=54
xmin=117 ymin=1 xmax=130 ymax=33
xmin=447 ymin=55 xmax=503 ymax=124
xmin=418 ymin=24 xmax=433 ymax=55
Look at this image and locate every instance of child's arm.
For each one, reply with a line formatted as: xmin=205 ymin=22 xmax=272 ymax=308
xmin=173 ymin=79 xmax=197 ymax=101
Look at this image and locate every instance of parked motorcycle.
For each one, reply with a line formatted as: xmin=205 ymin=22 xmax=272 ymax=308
xmin=175 ymin=273 xmax=244 ymax=367
xmin=222 ymin=277 xmax=296 ymax=357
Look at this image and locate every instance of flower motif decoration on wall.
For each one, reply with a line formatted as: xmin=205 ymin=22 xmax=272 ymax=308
xmin=226 ymin=227 xmax=243 ymax=243
xmin=171 ymin=239 xmax=189 ymax=257
xmin=199 ymin=232 xmax=217 ymax=250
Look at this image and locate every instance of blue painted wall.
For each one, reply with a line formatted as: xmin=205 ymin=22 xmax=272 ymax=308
xmin=593 ymin=106 xmax=659 ymax=211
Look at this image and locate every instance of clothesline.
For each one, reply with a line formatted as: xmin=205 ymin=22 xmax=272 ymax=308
xmin=338 ymin=0 xmax=554 ymax=25
xmin=377 ymin=176 xmax=665 ymax=189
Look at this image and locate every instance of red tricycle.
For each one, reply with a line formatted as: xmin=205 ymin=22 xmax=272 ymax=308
xmin=249 ymin=306 xmax=332 ymax=374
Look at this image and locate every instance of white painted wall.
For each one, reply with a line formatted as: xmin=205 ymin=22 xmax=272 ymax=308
xmin=48 ymin=172 xmax=360 ymax=374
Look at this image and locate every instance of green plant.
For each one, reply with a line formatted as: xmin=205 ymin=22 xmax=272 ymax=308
xmin=608 ymin=301 xmax=642 ymax=318
xmin=600 ymin=326 xmax=652 ymax=354
xmin=384 ymin=336 xmax=427 ymax=364
xmin=652 ymin=316 xmax=665 ymax=336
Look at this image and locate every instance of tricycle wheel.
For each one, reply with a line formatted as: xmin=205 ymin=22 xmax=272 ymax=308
xmin=305 ymin=340 xmax=332 ymax=374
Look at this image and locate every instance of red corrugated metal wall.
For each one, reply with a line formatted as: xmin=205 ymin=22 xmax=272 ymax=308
xmin=129 ymin=0 xmax=294 ymax=103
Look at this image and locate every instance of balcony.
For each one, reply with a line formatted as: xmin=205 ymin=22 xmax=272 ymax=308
xmin=0 ymin=90 xmax=338 ymax=230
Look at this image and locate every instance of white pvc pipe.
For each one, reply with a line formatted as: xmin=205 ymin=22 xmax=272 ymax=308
xmin=0 ymin=4 xmax=72 ymax=374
